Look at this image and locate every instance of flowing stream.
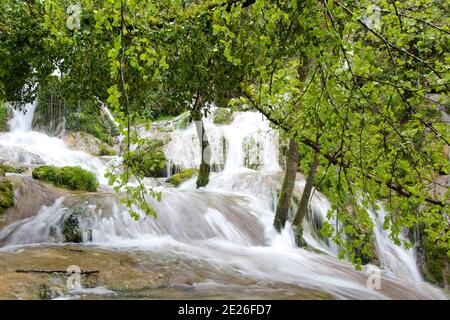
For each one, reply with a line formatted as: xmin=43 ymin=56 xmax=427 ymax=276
xmin=0 ymin=104 xmax=446 ymax=299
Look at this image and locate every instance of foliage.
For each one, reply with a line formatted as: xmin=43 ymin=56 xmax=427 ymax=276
xmin=124 ymin=139 xmax=167 ymax=178
xmin=0 ymin=177 xmax=14 ymax=217
xmin=0 ymin=0 xmax=448 ymax=268
xmin=0 ymin=103 xmax=9 ymax=131
xmin=32 ymin=165 xmax=99 ymax=192
xmin=166 ymin=168 xmax=198 ymax=186
xmin=213 ymin=108 xmax=234 ymax=125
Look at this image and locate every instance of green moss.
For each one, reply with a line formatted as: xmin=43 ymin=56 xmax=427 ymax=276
xmin=129 ymin=139 xmax=167 ymax=178
xmin=196 ymin=163 xmax=210 ymax=188
xmin=32 ymin=166 xmax=99 ymax=192
xmin=0 ymin=104 xmax=8 ymax=132
xmin=61 ymin=211 xmax=83 ymax=243
xmin=98 ymin=143 xmax=117 ymax=156
xmin=0 ymin=164 xmax=26 ymax=175
xmin=166 ymin=168 xmax=198 ymax=186
xmin=213 ymin=108 xmax=233 ymax=125
xmin=0 ymin=178 xmax=14 ymax=217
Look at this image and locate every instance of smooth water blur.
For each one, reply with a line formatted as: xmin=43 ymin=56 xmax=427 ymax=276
xmin=0 ymin=104 xmax=446 ymax=299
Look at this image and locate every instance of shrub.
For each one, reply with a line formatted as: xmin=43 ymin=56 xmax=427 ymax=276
xmin=213 ymin=108 xmax=234 ymax=125
xmin=32 ymin=166 xmax=99 ymax=192
xmin=128 ymin=139 xmax=167 ymax=177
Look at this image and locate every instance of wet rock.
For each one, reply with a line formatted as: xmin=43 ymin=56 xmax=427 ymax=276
xmin=1 ymin=176 xmax=65 ymax=228
xmin=62 ymin=132 xmax=116 ymax=156
xmin=166 ymin=168 xmax=198 ymax=187
xmin=0 ymin=177 xmax=14 ymax=217
xmin=61 ymin=211 xmax=83 ymax=243
xmin=0 ymin=246 xmax=333 ymax=300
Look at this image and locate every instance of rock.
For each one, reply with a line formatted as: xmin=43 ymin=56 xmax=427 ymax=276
xmin=0 ymin=177 xmax=14 ymax=217
xmin=0 ymin=246 xmax=332 ymax=300
xmin=61 ymin=211 xmax=83 ymax=243
xmin=62 ymin=132 xmax=116 ymax=156
xmin=0 ymin=162 xmax=28 ymax=175
xmin=0 ymin=176 xmax=65 ymax=229
xmin=166 ymin=169 xmax=198 ymax=187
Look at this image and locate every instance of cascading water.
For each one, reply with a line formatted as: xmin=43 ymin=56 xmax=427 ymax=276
xmin=0 ymin=102 xmax=109 ymax=183
xmin=0 ymin=106 xmax=446 ymax=299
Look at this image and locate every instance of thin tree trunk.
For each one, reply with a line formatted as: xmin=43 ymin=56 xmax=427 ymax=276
xmin=292 ymin=152 xmax=319 ymax=247
xmin=273 ymin=138 xmax=299 ymax=232
xmin=193 ymin=110 xmax=211 ymax=188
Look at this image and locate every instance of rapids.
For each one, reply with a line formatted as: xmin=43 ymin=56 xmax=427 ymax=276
xmin=0 ymin=103 xmax=446 ymax=299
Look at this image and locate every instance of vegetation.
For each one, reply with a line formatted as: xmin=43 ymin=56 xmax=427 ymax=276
xmin=0 ymin=103 xmax=9 ymax=131
xmin=125 ymin=139 xmax=167 ymax=178
xmin=0 ymin=177 xmax=14 ymax=217
xmin=32 ymin=166 xmax=99 ymax=192
xmin=0 ymin=0 xmax=448 ymax=277
xmin=166 ymin=169 xmax=198 ymax=187
xmin=213 ymin=108 xmax=234 ymax=125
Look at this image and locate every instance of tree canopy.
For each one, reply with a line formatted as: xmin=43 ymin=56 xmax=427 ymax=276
xmin=0 ymin=0 xmax=448 ymax=265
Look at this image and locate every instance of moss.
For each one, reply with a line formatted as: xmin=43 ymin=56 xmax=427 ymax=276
xmin=32 ymin=166 xmax=99 ymax=192
xmin=61 ymin=211 xmax=83 ymax=243
xmin=0 ymin=164 xmax=26 ymax=175
xmin=0 ymin=104 xmax=9 ymax=132
xmin=129 ymin=139 xmax=167 ymax=178
xmin=0 ymin=178 xmax=14 ymax=217
xmin=166 ymin=169 xmax=198 ymax=186
xmin=196 ymin=163 xmax=210 ymax=188
xmin=213 ymin=108 xmax=234 ymax=125
xmin=98 ymin=143 xmax=117 ymax=156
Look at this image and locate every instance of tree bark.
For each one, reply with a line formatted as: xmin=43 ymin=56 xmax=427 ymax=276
xmin=292 ymin=153 xmax=319 ymax=247
xmin=273 ymin=138 xmax=299 ymax=232
xmin=193 ymin=112 xmax=211 ymax=188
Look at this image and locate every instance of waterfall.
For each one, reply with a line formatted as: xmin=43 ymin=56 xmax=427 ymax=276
xmin=0 ymin=105 xmax=446 ymax=300
xmin=0 ymin=101 xmax=109 ymax=183
xmin=8 ymin=101 xmax=37 ymax=132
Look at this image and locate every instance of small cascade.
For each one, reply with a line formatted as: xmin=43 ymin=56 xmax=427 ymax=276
xmin=164 ymin=111 xmax=280 ymax=174
xmin=0 ymin=102 xmax=109 ymax=183
xmin=8 ymin=101 xmax=37 ymax=132
xmin=370 ymin=208 xmax=423 ymax=282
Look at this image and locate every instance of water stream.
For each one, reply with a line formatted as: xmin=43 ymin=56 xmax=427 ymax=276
xmin=0 ymin=103 xmax=446 ymax=299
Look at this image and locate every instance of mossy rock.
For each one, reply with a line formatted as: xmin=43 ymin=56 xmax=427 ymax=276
xmin=0 ymin=104 xmax=11 ymax=132
xmin=0 ymin=178 xmax=14 ymax=217
xmin=99 ymin=143 xmax=117 ymax=156
xmin=32 ymin=166 xmax=99 ymax=192
xmin=128 ymin=139 xmax=167 ymax=178
xmin=61 ymin=212 xmax=83 ymax=243
xmin=166 ymin=169 xmax=198 ymax=187
xmin=0 ymin=164 xmax=26 ymax=176
xmin=213 ymin=108 xmax=234 ymax=125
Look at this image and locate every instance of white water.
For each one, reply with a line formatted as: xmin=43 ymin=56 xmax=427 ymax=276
xmin=0 ymin=102 xmax=109 ymax=183
xmin=164 ymin=111 xmax=280 ymax=174
xmin=0 ymin=106 xmax=446 ymax=299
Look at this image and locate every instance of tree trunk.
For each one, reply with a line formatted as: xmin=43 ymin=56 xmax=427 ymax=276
xmin=273 ymin=138 xmax=299 ymax=232
xmin=292 ymin=153 xmax=319 ymax=247
xmin=194 ymin=115 xmax=211 ymax=188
